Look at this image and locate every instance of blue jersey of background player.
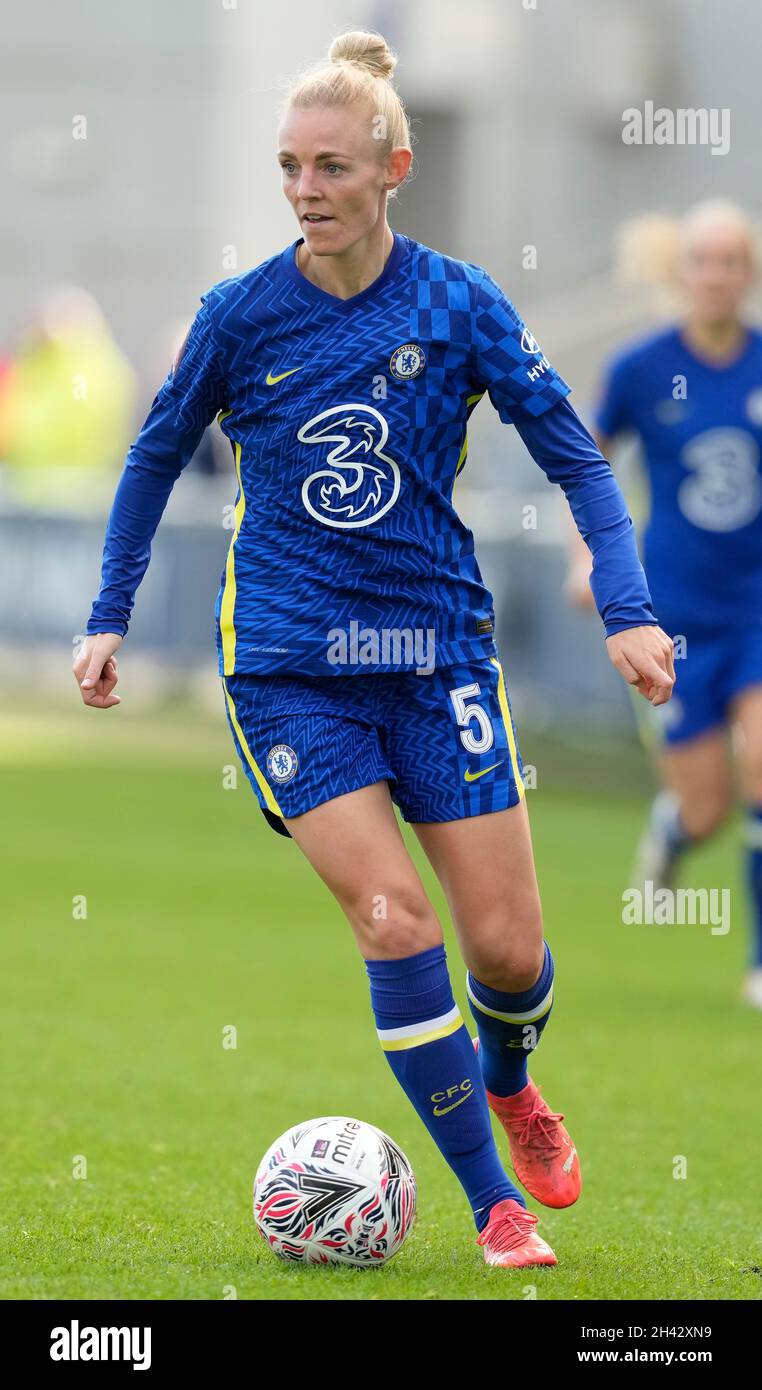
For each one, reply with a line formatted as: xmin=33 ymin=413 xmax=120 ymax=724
xmin=571 ymin=199 xmax=762 ymax=1007
xmin=597 ymin=317 xmax=762 ymax=637
xmin=76 ymin=28 xmax=675 ymax=1269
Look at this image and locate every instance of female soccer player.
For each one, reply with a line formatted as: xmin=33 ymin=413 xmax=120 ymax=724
xmin=75 ymin=30 xmax=674 ymax=1268
xmin=568 ymin=201 xmax=762 ymax=1009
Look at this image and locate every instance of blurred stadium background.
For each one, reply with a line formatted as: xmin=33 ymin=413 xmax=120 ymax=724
xmin=2 ymin=0 xmax=761 ymax=1301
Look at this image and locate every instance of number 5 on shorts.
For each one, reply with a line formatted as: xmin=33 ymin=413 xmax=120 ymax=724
xmin=449 ymin=683 xmax=494 ymax=755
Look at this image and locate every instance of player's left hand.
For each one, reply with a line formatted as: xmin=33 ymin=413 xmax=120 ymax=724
xmin=605 ymin=625 xmax=675 ymax=706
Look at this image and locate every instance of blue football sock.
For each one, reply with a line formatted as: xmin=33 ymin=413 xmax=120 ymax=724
xmin=365 ymin=944 xmax=523 ymax=1230
xmin=743 ymin=805 xmax=762 ymax=967
xmin=466 ymin=942 xmax=555 ymax=1098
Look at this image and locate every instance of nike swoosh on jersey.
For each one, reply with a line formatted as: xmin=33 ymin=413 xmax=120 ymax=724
xmin=265 ymin=366 xmax=304 ymax=385
xmin=464 ymin=761 xmax=503 ymax=783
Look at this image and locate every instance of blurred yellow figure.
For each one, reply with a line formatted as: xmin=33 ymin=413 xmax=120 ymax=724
xmin=0 ymin=285 xmax=137 ymax=509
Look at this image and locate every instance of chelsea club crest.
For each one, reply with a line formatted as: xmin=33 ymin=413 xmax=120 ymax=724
xmin=267 ymin=744 xmax=299 ymax=783
xmin=390 ymin=343 xmax=426 ymax=380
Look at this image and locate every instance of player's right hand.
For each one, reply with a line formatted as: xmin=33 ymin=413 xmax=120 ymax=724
xmin=563 ymin=561 xmax=596 ymax=611
xmin=73 ymin=632 xmax=123 ymax=709
xmin=605 ymin=624 xmax=675 ymax=706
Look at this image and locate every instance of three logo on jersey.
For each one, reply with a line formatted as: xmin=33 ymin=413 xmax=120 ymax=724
xmin=263 ymin=332 xmax=543 ymax=530
xmin=264 ymin=344 xmax=425 ymax=529
xmin=677 ymin=427 xmax=762 ymax=531
xmin=652 ymin=400 xmax=762 ymax=531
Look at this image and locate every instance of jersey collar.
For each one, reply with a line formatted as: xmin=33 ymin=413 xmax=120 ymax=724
xmin=676 ymin=324 xmax=755 ymax=374
xmin=283 ymin=230 xmax=407 ymax=310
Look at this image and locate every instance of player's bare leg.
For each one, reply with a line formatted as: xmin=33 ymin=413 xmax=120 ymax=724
xmin=284 ymin=779 xmax=442 ymax=960
xmin=630 ymin=727 xmax=733 ymax=894
xmin=658 ymin=730 xmax=734 ymax=842
xmin=413 ymin=795 xmax=543 ymax=986
xmin=413 ymin=798 xmax=581 ymax=1210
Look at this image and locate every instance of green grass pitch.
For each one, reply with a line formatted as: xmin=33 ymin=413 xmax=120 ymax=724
xmin=1 ymin=700 xmax=760 ymax=1301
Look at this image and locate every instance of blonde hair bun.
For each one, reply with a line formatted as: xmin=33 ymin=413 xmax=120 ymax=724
xmin=328 ymin=30 xmax=397 ymax=82
xmin=282 ymin=29 xmax=411 ymax=189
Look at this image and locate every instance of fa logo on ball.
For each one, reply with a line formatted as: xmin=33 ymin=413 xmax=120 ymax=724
xmin=267 ymin=744 xmax=298 ymax=782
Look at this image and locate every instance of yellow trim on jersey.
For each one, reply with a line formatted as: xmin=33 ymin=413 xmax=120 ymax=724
xmin=455 ymin=392 xmax=485 ymax=477
xmin=379 ymin=1014 xmax=464 ymax=1052
xmin=219 ymin=439 xmax=244 ymax=674
xmin=490 ymin=656 xmax=526 ymax=801
xmin=222 ymin=677 xmax=283 ymax=817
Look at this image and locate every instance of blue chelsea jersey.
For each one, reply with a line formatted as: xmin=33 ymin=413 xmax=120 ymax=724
xmin=183 ymin=231 xmax=569 ymax=675
xmin=596 ymin=324 xmax=762 ymax=632
xmin=87 ymin=232 xmax=603 ymax=673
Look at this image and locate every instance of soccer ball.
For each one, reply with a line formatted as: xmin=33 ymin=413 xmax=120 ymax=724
xmin=253 ymin=1116 xmax=416 ymax=1266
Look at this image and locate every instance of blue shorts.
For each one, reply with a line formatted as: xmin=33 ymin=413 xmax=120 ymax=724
xmin=639 ymin=621 xmax=762 ymax=746
xmin=222 ymin=656 xmax=525 ymax=835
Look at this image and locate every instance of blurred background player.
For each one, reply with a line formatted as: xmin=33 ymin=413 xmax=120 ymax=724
xmin=0 ymin=285 xmax=136 ymax=508
xmin=567 ymin=200 xmax=762 ymax=1008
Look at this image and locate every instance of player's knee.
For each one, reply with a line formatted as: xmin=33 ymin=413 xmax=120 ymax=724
xmin=467 ymin=933 xmax=545 ymax=993
xmin=345 ymin=884 xmax=441 ymax=959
